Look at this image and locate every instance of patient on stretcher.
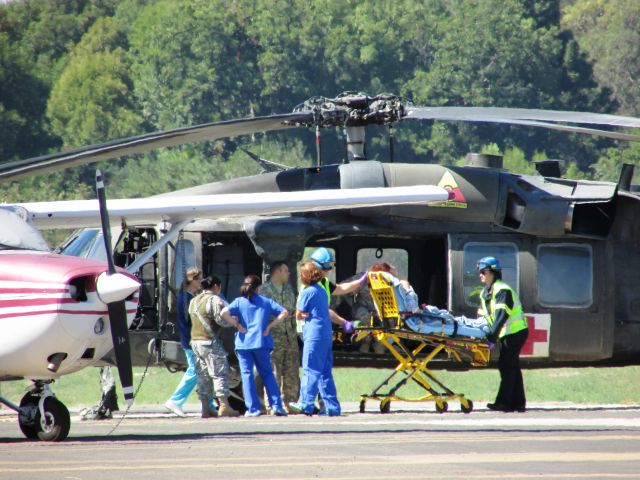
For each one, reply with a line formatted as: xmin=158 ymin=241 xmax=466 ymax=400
xmin=368 ymin=263 xmax=489 ymax=340
xmin=404 ymin=305 xmax=489 ymax=339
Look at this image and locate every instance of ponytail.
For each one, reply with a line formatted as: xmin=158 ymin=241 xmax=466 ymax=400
xmin=240 ymin=274 xmax=261 ymax=300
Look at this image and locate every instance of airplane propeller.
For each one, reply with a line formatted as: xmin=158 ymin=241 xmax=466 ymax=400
xmin=2 ymin=93 xmax=640 ymax=181
xmin=95 ymin=170 xmax=138 ymax=407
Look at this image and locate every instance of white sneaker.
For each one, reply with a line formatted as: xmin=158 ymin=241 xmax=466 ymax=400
xmin=164 ymin=400 xmax=186 ymax=418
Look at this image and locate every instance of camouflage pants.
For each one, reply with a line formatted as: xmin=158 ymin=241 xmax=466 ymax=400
xmin=271 ymin=342 xmax=301 ymax=406
xmin=191 ymin=339 xmax=230 ymax=401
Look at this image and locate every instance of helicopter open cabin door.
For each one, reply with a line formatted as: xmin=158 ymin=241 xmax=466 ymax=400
xmin=447 ymin=234 xmax=614 ymax=364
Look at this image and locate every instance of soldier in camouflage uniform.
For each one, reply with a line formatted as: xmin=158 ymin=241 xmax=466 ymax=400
xmin=259 ymin=261 xmax=300 ymax=410
xmin=190 ymin=275 xmax=243 ymax=418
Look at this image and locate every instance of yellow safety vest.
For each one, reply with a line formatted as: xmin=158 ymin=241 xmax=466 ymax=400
xmin=479 ymin=280 xmax=528 ymax=338
xmin=318 ymin=277 xmax=332 ymax=305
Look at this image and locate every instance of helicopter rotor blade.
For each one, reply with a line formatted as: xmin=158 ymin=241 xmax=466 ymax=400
xmin=95 ymin=169 xmax=136 ymax=407
xmin=405 ymin=113 xmax=640 ymax=143
xmin=404 ymin=106 xmax=640 ymax=129
xmin=0 ymin=112 xmax=314 ymax=183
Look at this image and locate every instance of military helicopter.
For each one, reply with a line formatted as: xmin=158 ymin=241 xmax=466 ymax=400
xmin=3 ymin=92 xmax=640 ymax=385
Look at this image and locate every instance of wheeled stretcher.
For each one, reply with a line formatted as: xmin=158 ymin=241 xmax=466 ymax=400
xmin=356 ymin=272 xmax=491 ymax=414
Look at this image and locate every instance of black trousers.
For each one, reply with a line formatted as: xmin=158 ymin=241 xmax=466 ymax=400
xmin=495 ymin=328 xmax=528 ymax=409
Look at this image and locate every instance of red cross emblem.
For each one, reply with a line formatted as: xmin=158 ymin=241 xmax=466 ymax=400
xmin=520 ymin=314 xmax=550 ymax=356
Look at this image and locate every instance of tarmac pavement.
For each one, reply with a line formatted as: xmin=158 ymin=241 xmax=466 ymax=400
xmin=1 ymin=401 xmax=640 ymax=479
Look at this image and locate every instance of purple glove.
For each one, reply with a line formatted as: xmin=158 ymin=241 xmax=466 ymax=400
xmin=342 ymin=320 xmax=355 ymax=334
xmin=487 ymin=341 xmax=495 ymax=350
xmin=358 ymin=271 xmax=369 ymax=285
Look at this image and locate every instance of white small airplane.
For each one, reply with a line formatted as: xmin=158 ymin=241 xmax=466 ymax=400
xmin=0 ymin=171 xmax=450 ymax=441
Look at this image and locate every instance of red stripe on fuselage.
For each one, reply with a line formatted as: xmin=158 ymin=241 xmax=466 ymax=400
xmin=0 ymin=308 xmax=138 ymax=320
xmin=0 ymin=288 xmax=68 ymax=294
xmin=0 ymin=296 xmax=139 ymax=308
xmin=0 ymin=297 xmax=78 ymax=307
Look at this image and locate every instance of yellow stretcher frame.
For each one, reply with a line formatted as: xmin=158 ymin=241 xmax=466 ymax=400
xmin=356 ymin=271 xmax=491 ymax=414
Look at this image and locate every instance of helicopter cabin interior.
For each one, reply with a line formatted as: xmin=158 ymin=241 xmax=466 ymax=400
xmin=167 ymin=226 xmax=611 ymax=366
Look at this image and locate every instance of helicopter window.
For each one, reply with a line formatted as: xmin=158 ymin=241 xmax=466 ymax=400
xmin=356 ymin=248 xmax=409 ymax=280
xmin=463 ymin=243 xmax=519 ymax=307
xmin=173 ymin=238 xmax=196 ymax=290
xmin=537 ymin=244 xmax=592 ymax=308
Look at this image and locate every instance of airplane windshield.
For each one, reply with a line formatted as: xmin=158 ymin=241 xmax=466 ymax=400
xmin=57 ymin=228 xmax=107 ymax=262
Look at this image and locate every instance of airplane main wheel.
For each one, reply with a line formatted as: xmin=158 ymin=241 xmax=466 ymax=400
xmin=36 ymin=397 xmax=70 ymax=442
xmin=461 ymin=399 xmax=474 ymax=414
xmin=380 ymin=399 xmax=391 ymax=414
xmin=19 ymin=394 xmax=70 ymax=441
xmin=18 ymin=393 xmax=39 ymax=439
xmin=359 ymin=400 xmax=366 ymax=413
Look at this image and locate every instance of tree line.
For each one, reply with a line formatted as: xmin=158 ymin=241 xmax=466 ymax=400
xmin=1 ymin=0 xmax=639 ymax=202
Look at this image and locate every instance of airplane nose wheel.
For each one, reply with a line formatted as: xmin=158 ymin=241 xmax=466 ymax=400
xmin=18 ymin=391 xmax=70 ymax=442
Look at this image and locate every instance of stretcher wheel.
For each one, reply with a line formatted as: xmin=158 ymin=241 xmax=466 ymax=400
xmin=461 ymin=399 xmax=474 ymax=414
xmin=435 ymin=400 xmax=448 ymax=414
xmin=359 ymin=400 xmax=366 ymax=413
xmin=380 ymin=399 xmax=391 ymax=414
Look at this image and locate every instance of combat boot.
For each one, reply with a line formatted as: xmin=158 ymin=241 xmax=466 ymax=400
xmin=200 ymin=398 xmax=218 ymax=418
xmin=217 ymin=397 xmax=240 ymax=417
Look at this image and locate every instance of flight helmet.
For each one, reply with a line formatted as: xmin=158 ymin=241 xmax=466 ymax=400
xmin=476 ymin=256 xmax=501 ymax=273
xmin=310 ymin=247 xmax=335 ymax=270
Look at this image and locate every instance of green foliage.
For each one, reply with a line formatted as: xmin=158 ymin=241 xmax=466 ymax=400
xmin=563 ymin=0 xmax=640 ymax=116
xmin=564 ymin=162 xmax=589 ymax=180
xmin=0 ymin=170 xmax=91 ymax=203
xmin=1 ymin=0 xmax=640 ymax=199
xmin=47 ymin=16 xmax=144 ymax=149
xmin=3 ymin=365 xmax=640 ymax=407
xmin=591 ymin=143 xmax=640 ymax=182
xmin=0 ymin=0 xmax=120 ymax=161
xmin=129 ymin=0 xmax=259 ymax=129
xmin=402 ymin=0 xmax=611 ymax=166
xmin=455 ymin=144 xmax=538 ymax=175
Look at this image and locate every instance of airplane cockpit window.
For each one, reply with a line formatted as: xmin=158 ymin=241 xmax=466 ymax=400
xmin=173 ymin=238 xmax=196 ymax=290
xmin=356 ymin=248 xmax=408 ymax=280
xmin=537 ymin=244 xmax=593 ymax=308
xmin=57 ymin=228 xmax=106 ymax=260
xmin=463 ymin=243 xmax=518 ymax=307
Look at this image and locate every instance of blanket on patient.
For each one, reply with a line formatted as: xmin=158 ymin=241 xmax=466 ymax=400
xmin=404 ymin=305 xmax=489 ymax=339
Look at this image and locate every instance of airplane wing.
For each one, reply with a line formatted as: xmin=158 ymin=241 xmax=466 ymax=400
xmin=14 ymin=185 xmax=451 ymax=230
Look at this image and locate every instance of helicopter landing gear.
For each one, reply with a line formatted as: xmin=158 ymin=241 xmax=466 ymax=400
xmin=17 ymin=381 xmax=70 ymax=442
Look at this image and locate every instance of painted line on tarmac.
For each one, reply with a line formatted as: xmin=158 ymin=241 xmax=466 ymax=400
xmin=1 ymin=451 xmax=640 ymax=474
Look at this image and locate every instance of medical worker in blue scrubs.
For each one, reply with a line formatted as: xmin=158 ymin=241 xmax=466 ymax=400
xmin=220 ymin=275 xmax=289 ymax=417
xmin=164 ymin=267 xmax=206 ymax=417
xmin=288 ymin=262 xmax=342 ymax=416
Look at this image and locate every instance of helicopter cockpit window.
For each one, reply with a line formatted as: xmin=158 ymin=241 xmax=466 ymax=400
xmin=174 ymin=238 xmax=196 ymax=290
xmin=298 ymin=247 xmax=336 ymax=286
xmin=356 ymin=248 xmax=408 ymax=280
xmin=463 ymin=243 xmax=518 ymax=307
xmin=537 ymin=244 xmax=593 ymax=308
